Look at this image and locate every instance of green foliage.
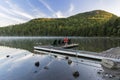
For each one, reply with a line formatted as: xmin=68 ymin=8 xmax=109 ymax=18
xmin=0 ymin=10 xmax=119 ymax=36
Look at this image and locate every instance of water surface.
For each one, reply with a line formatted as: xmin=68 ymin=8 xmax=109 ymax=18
xmin=0 ymin=36 xmax=120 ymax=52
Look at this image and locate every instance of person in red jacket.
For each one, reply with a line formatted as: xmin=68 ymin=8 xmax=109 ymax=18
xmin=64 ymin=37 xmax=68 ymax=46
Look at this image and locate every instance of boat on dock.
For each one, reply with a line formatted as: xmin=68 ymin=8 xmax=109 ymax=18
xmin=62 ymin=43 xmax=79 ymax=49
xmin=52 ymin=38 xmax=78 ymax=49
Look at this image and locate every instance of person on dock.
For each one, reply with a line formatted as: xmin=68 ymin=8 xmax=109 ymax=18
xmin=68 ymin=39 xmax=71 ymax=44
xmin=52 ymin=39 xmax=57 ymax=45
xmin=64 ymin=37 xmax=69 ymax=46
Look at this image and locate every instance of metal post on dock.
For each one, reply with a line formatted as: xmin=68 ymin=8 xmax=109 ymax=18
xmin=73 ymin=49 xmax=80 ymax=79
xmin=75 ymin=50 xmax=79 ymax=65
xmin=49 ymin=47 xmax=53 ymax=61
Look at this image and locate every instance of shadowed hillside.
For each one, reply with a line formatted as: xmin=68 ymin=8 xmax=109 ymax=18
xmin=0 ymin=10 xmax=119 ymax=36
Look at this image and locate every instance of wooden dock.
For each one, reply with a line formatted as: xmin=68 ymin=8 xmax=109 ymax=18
xmin=34 ymin=46 xmax=120 ymax=61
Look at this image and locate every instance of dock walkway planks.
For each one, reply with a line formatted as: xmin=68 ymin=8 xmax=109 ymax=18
xmin=34 ymin=46 xmax=120 ymax=61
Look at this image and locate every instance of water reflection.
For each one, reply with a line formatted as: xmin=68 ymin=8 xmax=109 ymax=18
xmin=0 ymin=46 xmax=120 ymax=80
xmin=0 ymin=37 xmax=120 ymax=52
xmin=73 ymin=37 xmax=120 ymax=52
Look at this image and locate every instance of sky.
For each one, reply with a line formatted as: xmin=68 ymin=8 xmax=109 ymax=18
xmin=0 ymin=0 xmax=120 ymax=27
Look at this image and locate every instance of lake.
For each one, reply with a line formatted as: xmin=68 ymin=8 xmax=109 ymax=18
xmin=0 ymin=36 xmax=120 ymax=53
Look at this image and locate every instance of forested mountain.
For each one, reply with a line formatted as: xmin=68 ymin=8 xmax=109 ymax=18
xmin=0 ymin=10 xmax=120 ymax=36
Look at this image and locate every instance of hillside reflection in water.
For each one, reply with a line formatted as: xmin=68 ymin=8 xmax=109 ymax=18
xmin=0 ymin=37 xmax=120 ymax=52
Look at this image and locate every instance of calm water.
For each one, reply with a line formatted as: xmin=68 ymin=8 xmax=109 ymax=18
xmin=0 ymin=36 xmax=120 ymax=52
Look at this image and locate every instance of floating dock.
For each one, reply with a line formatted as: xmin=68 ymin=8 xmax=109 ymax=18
xmin=34 ymin=46 xmax=120 ymax=61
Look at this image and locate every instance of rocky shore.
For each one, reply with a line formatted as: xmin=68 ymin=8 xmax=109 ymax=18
xmin=98 ymin=47 xmax=120 ymax=59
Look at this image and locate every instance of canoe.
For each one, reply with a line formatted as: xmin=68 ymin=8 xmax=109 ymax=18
xmin=62 ymin=44 xmax=79 ymax=49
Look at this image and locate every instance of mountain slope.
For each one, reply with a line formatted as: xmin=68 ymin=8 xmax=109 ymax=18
xmin=0 ymin=10 xmax=119 ymax=36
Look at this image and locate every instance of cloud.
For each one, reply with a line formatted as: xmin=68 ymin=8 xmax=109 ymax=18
xmin=67 ymin=3 xmax=75 ymax=16
xmin=38 ymin=0 xmax=55 ymax=13
xmin=0 ymin=19 xmax=26 ymax=27
xmin=38 ymin=0 xmax=65 ymax=18
xmin=12 ymin=10 xmax=33 ymax=19
xmin=57 ymin=3 xmax=75 ymax=18
xmin=26 ymin=0 xmax=48 ymax=18
xmin=54 ymin=11 xmax=64 ymax=18
xmin=0 ymin=4 xmax=31 ymax=26
xmin=0 ymin=5 xmax=13 ymax=16
xmin=37 ymin=2 xmax=75 ymax=18
xmin=5 ymin=0 xmax=34 ymax=19
xmin=0 ymin=0 xmax=33 ymax=27
xmin=0 ymin=0 xmax=76 ymax=26
xmin=0 ymin=13 xmax=25 ymax=22
xmin=0 ymin=12 xmax=27 ymax=27
xmin=0 ymin=20 xmax=14 ymax=27
xmin=69 ymin=4 xmax=74 ymax=12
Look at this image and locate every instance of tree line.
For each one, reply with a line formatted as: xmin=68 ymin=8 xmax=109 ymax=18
xmin=0 ymin=10 xmax=120 ymax=37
